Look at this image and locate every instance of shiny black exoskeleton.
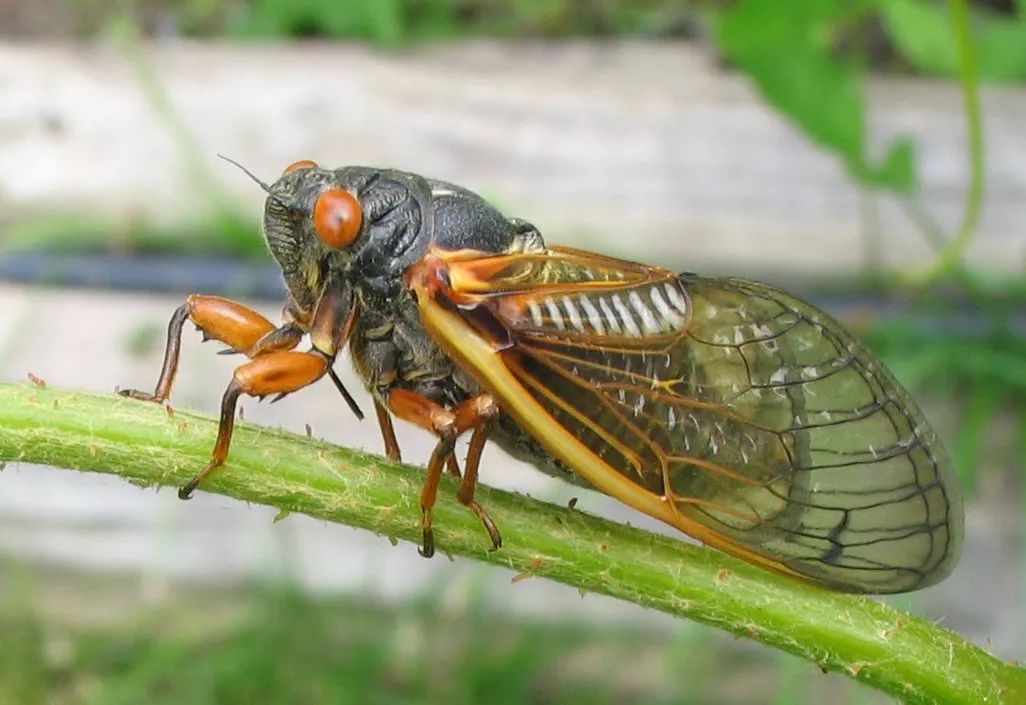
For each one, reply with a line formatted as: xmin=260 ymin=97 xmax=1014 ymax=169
xmin=264 ymin=166 xmax=542 ymax=410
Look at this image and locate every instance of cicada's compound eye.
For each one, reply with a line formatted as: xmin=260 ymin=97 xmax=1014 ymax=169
xmin=282 ymin=159 xmax=319 ymax=175
xmin=313 ymin=188 xmax=363 ymax=249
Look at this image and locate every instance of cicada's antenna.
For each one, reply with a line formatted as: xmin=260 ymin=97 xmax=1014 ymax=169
xmin=217 ymin=153 xmax=273 ymax=192
xmin=217 ymin=153 xmax=294 ymax=210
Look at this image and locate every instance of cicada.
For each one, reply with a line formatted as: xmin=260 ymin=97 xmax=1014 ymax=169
xmin=120 ymin=159 xmax=964 ymax=594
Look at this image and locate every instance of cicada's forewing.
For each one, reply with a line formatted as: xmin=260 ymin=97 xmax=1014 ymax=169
xmin=408 ymin=247 xmax=964 ymax=593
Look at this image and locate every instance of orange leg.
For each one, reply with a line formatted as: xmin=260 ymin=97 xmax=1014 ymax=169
xmin=119 ymin=295 xmax=297 ymax=404
xmin=177 ymin=350 xmax=330 ymax=499
xmin=386 ymin=389 xmax=500 ymax=556
xmin=457 ymin=422 xmax=502 ymax=550
xmin=119 ymin=294 xmax=364 ymax=419
xmin=374 ymin=398 xmax=402 ymax=462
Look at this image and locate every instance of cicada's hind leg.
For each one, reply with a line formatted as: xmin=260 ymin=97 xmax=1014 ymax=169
xmin=118 ymin=295 xmax=302 ymax=404
xmin=177 ymin=350 xmax=331 ymax=499
xmin=385 ymin=390 xmax=500 ymax=557
xmin=456 ymin=420 xmax=502 ymax=550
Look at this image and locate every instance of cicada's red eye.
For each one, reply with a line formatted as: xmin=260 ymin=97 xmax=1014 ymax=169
xmin=283 ymin=159 xmax=318 ymax=175
xmin=313 ymin=188 xmax=363 ymax=249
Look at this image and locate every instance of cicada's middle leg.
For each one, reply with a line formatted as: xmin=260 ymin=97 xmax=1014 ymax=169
xmin=385 ymin=389 xmax=502 ymax=557
xmin=371 ymin=398 xmax=459 ymax=481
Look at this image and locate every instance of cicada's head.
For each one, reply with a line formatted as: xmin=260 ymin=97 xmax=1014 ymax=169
xmin=246 ymin=159 xmax=369 ymax=313
xmin=232 ymin=157 xmax=431 ymax=312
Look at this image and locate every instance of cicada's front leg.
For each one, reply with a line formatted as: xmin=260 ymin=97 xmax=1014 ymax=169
xmin=118 ymin=295 xmax=304 ymax=405
xmin=175 ymin=348 xmax=333 ymax=499
xmin=126 ymin=283 xmax=360 ymax=500
xmin=173 ymin=284 xmax=359 ymax=499
xmin=384 ymin=389 xmax=501 ymax=557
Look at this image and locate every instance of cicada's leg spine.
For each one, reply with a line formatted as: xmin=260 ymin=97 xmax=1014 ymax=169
xmin=419 ymin=424 xmax=457 ymax=558
xmin=385 ymin=388 xmax=461 ymax=557
xmin=177 ymin=377 xmax=243 ymax=499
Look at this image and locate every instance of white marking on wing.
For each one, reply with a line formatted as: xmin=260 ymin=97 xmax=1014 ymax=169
xmin=562 ymin=296 xmax=585 ymax=332
xmin=544 ymin=297 xmax=565 ymax=330
xmin=629 ymin=290 xmax=661 ymax=334
xmin=527 ymin=301 xmax=544 ymax=328
xmin=632 ymin=393 xmax=645 ymax=416
xmin=612 ymin=295 xmax=641 ymax=337
xmin=599 ymin=297 xmax=622 ymax=334
xmin=649 ymin=287 xmax=685 ymax=329
xmin=579 ymin=295 xmax=605 ymax=335
xmin=664 ymin=282 xmax=689 ymax=314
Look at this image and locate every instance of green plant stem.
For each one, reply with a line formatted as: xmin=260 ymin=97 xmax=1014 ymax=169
xmin=1020 ymin=410 xmax=1026 ymax=663
xmin=904 ymin=0 xmax=985 ymax=285
xmin=0 ymin=383 xmax=1022 ymax=704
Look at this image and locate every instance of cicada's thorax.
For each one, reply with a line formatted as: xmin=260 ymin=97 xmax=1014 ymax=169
xmin=344 ymin=170 xmax=544 ymax=409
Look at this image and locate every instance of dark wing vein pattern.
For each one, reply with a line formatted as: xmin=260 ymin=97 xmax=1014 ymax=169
xmin=485 ymin=259 xmax=963 ymax=593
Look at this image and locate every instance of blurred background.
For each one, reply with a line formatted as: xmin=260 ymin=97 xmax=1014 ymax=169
xmin=1 ymin=1 xmax=1025 ymax=703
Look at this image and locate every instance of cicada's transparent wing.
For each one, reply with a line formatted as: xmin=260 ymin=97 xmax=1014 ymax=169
xmin=411 ymin=247 xmax=964 ymax=593
xmin=665 ymin=275 xmax=962 ymax=592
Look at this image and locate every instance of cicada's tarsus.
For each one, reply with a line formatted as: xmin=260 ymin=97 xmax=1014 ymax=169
xmin=120 ymin=159 xmax=964 ymax=594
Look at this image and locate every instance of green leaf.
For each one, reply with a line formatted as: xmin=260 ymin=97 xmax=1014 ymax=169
xmin=715 ymin=0 xmax=916 ymax=192
xmin=881 ymin=0 xmax=960 ymax=75
xmin=975 ymin=19 xmax=1026 ymax=81
xmin=855 ymin=136 xmax=918 ymax=193
xmin=882 ymin=0 xmax=1026 ymax=81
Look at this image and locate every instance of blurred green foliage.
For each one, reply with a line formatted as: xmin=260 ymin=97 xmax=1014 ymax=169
xmin=0 ymin=580 xmax=886 ymax=705
xmin=110 ymin=0 xmax=1026 ymax=67
xmin=715 ymin=0 xmax=917 ymax=193
xmin=13 ymin=0 xmax=1013 ymax=263
xmin=233 ymin=0 xmax=406 ymax=45
xmin=143 ymin=0 xmax=699 ymax=42
xmin=864 ymin=307 xmax=1026 ymax=491
xmin=883 ymin=0 xmax=1026 ymax=80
